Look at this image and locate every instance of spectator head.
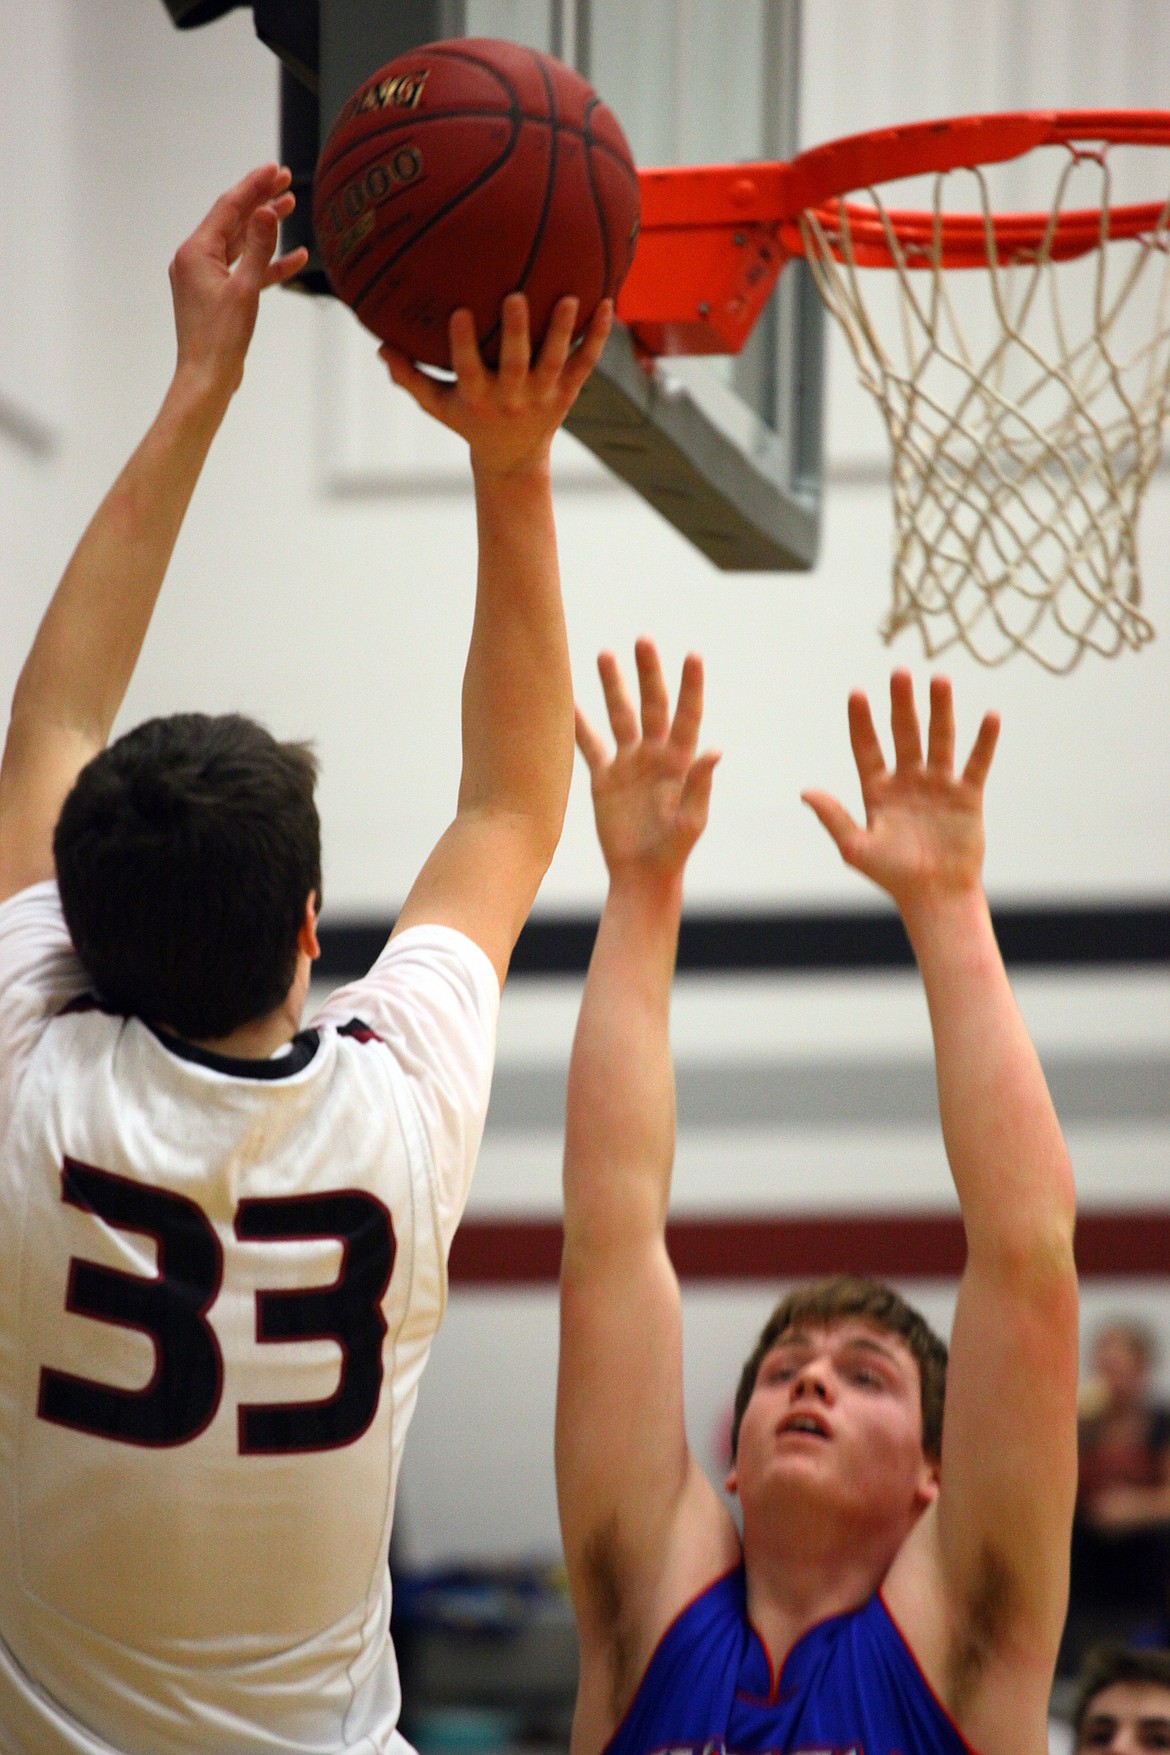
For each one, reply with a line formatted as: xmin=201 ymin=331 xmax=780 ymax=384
xmin=1091 ymin=1323 xmax=1157 ymax=1417
xmin=1073 ymin=1645 xmax=1170 ymax=1751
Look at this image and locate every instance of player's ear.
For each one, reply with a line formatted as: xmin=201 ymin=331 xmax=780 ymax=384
xmin=298 ymin=894 xmax=321 ymax=962
xmin=914 ymin=1456 xmax=941 ymax=1514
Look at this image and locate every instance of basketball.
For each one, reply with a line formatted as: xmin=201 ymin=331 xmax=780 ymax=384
xmin=312 ymin=38 xmax=640 ymax=368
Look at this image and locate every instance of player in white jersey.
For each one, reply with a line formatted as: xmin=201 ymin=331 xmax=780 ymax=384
xmin=0 ymin=165 xmax=611 ymax=1755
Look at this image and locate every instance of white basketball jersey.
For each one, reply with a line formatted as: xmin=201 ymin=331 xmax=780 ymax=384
xmin=0 ymin=882 xmax=499 ymax=1755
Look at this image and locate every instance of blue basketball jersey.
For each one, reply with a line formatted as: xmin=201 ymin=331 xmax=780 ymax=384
xmin=604 ymin=1567 xmax=972 ymax=1755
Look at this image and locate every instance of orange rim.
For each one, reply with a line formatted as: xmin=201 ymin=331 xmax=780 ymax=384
xmin=782 ymin=109 xmax=1170 ymax=268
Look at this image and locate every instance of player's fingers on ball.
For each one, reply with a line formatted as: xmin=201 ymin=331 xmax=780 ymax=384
xmin=926 ymin=674 xmax=956 ymax=773
xmin=381 ymin=347 xmax=446 ymax=420
xmin=497 ymin=293 xmax=531 ymax=391
xmin=448 ymin=309 xmax=488 ymax=397
xmin=634 ymin=638 xmax=670 ymax=741
xmin=962 ymin=711 xmax=1001 ymax=790
xmin=802 ymin=790 xmax=864 ymax=863
xmin=575 ymin=704 xmax=609 ymax=772
xmin=533 ymin=297 xmax=578 ymax=390
xmin=889 ymin=669 xmax=924 ymax=769
xmin=598 ymin=651 xmax=639 ymax=747
xmin=563 ymin=299 xmax=613 ymax=396
xmin=847 ymin=691 xmax=886 ymax=788
xmin=583 ymin=298 xmax=614 ymax=356
xmin=669 ymin=653 xmax=705 ymax=755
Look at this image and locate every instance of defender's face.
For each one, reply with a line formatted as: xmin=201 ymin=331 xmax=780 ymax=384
xmin=1077 ymin=1682 xmax=1170 ymax=1753
xmin=728 ymin=1320 xmax=938 ymax=1532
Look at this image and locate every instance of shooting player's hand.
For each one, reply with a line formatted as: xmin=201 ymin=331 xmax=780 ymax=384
xmin=802 ymin=671 xmax=999 ymax=918
xmin=169 ymin=163 xmax=308 ymax=396
xmin=576 ymin=639 xmax=719 ymax=886
xmin=380 ymin=293 xmax=612 ymax=479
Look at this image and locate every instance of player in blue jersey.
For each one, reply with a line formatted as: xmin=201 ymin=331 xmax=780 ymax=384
xmin=559 ymin=641 xmax=1078 ymax=1755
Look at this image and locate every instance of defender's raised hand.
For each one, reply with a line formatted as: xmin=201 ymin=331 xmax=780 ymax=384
xmin=380 ymin=293 xmax=613 ymax=478
xmin=170 ymin=163 xmax=308 ymax=395
xmin=802 ymin=671 xmax=1000 ymax=916
xmin=576 ymin=639 xmax=719 ymax=884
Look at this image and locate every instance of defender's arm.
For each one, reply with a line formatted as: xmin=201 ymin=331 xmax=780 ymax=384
xmin=387 ymin=297 xmax=610 ymax=987
xmin=0 ymin=166 xmax=306 ymax=906
xmin=557 ymin=645 xmax=733 ymax=1735
xmin=805 ymin=674 xmax=1078 ymax=1746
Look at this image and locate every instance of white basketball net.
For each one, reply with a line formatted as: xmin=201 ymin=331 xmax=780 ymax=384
xmin=800 ymin=144 xmax=1170 ymax=670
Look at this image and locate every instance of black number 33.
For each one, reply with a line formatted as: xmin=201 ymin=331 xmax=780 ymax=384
xmin=38 ymin=1160 xmax=396 ymax=1453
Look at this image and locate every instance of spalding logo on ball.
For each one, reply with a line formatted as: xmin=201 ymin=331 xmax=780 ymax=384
xmin=313 ymin=37 xmax=640 ymax=367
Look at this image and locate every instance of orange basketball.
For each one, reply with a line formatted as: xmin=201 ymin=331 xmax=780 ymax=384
xmin=313 ymin=38 xmax=640 ymax=367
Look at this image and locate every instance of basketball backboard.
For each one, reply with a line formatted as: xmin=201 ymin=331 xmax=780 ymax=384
xmin=161 ymin=0 xmax=824 ymax=571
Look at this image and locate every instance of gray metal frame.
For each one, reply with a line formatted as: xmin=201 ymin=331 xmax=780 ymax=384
xmin=562 ymin=0 xmax=822 ymax=569
xmin=565 ymin=286 xmax=821 ymax=571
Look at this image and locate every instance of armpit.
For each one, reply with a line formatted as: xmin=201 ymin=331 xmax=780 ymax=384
xmin=581 ymin=1513 xmax=642 ymax=1722
xmin=946 ymin=1543 xmax=1022 ymax=1718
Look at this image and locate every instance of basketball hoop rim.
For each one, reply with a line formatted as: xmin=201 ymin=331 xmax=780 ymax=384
xmin=782 ymin=108 xmax=1170 ymax=268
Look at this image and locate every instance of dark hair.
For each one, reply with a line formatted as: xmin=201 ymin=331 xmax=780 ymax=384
xmin=55 ymin=714 xmax=321 ymax=1040
xmin=1073 ymin=1645 xmax=1170 ymax=1742
xmin=730 ymin=1275 xmax=949 ymax=1463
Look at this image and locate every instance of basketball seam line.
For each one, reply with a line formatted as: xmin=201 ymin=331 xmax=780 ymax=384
xmin=478 ymin=50 xmax=565 ymax=358
xmin=582 ymin=95 xmax=613 ymax=295
xmin=316 ymin=108 xmax=638 ymax=189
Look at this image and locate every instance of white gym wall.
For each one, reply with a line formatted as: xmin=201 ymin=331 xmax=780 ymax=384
xmin=0 ymin=0 xmax=1167 ymax=1564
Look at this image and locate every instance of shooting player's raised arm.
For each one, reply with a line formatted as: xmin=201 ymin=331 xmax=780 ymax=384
xmin=0 ymin=166 xmax=306 ymax=907
xmin=804 ymin=673 xmax=1078 ymax=1753
xmin=385 ymin=296 xmax=611 ymax=988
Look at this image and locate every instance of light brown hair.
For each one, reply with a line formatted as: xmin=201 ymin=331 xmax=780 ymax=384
xmin=730 ymin=1276 xmax=948 ymax=1463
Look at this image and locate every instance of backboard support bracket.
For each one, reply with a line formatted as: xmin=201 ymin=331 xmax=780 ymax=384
xmin=566 ymin=314 xmax=821 ymax=572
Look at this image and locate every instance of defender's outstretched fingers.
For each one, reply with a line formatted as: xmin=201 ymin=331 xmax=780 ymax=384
xmin=962 ymin=711 xmax=1001 ymax=790
xmin=380 ymin=345 xmax=448 ymax=423
xmin=635 ymin=639 xmax=670 ymax=742
xmin=497 ymin=294 xmax=532 ymax=391
xmin=669 ymin=653 xmax=705 ymax=758
xmin=532 ymin=297 xmax=579 ymax=391
xmin=802 ymin=789 xmax=865 ymax=867
xmin=847 ymin=691 xmax=886 ymax=790
xmin=679 ymin=748 xmax=720 ymax=832
xmin=574 ymin=705 xmax=609 ymax=775
xmin=597 ymin=650 xmax=639 ymax=748
xmin=926 ymin=674 xmax=956 ymax=774
xmin=889 ymin=669 xmax=924 ymax=770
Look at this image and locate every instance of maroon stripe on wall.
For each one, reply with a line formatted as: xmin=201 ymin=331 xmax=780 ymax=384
xmin=448 ymin=1212 xmax=1170 ymax=1285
